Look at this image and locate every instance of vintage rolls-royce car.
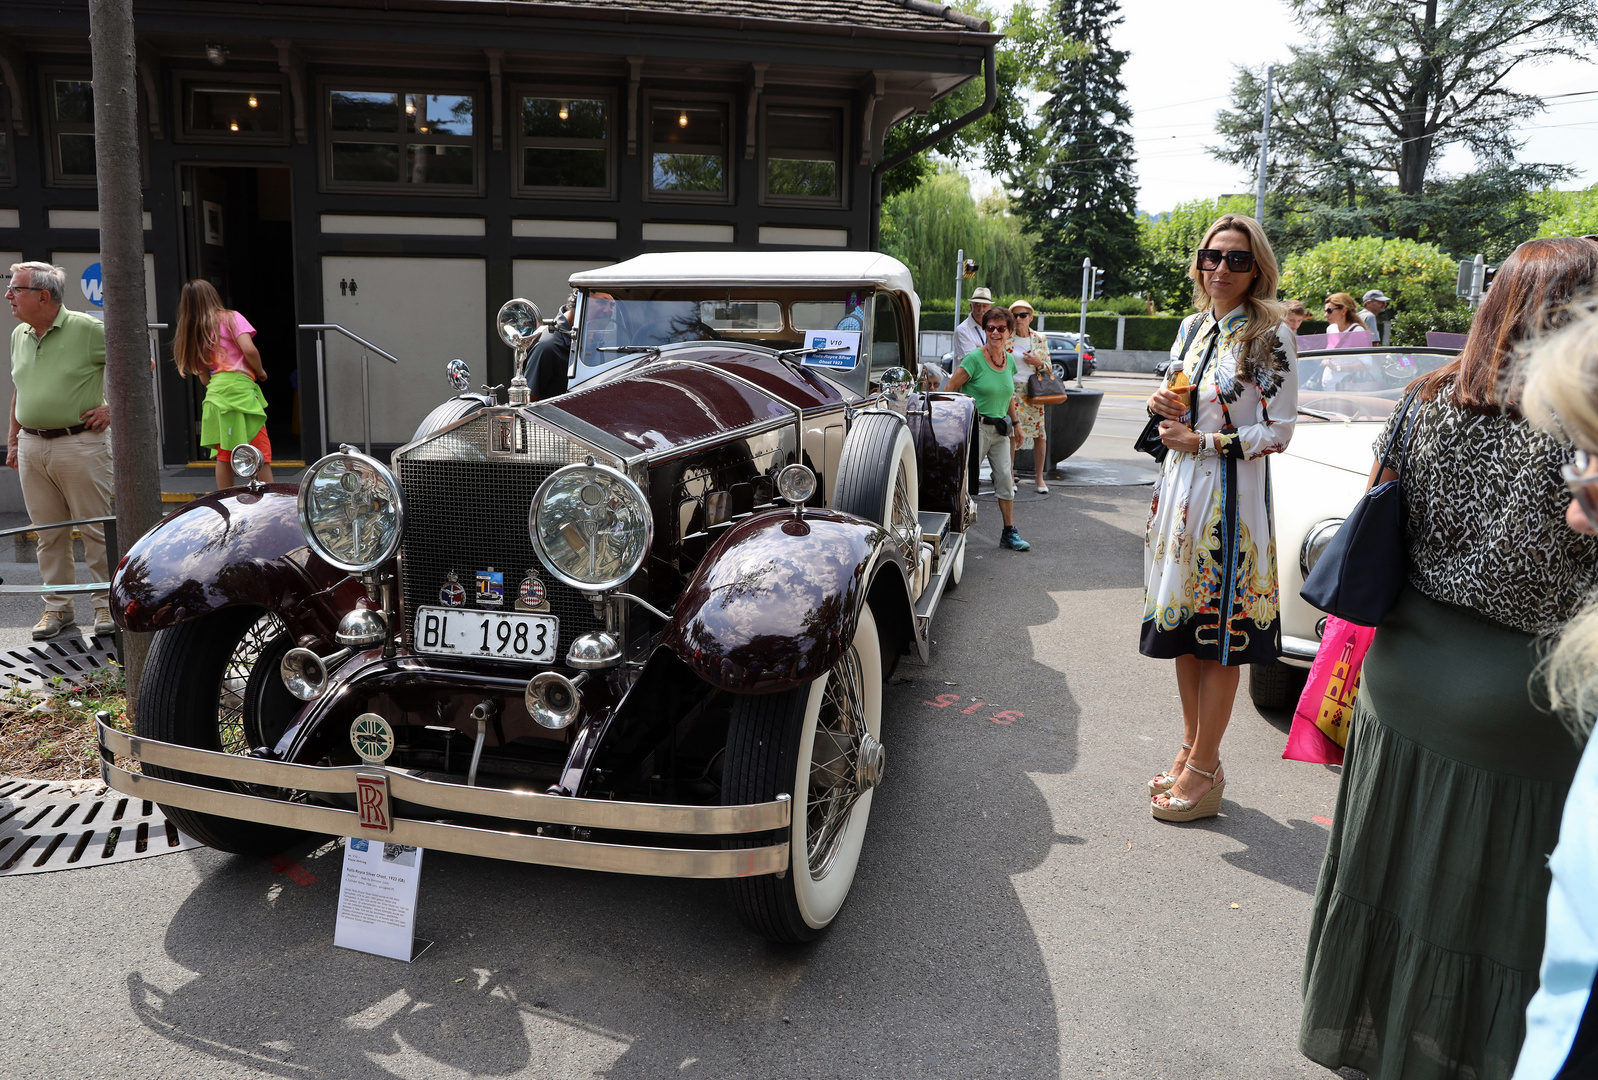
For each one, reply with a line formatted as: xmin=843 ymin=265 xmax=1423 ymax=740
xmin=99 ymin=251 xmax=975 ymax=942
xmin=1249 ymin=344 xmax=1457 ymax=709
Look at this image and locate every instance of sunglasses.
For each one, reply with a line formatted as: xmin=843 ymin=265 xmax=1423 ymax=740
xmin=984 ymin=324 xmax=1008 ymax=333
xmin=1564 ymin=449 xmax=1598 ymax=530
xmin=1196 ymin=248 xmax=1255 ymax=273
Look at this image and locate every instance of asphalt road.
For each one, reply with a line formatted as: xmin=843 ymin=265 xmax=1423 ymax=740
xmin=0 ymin=385 xmax=1344 ymax=1079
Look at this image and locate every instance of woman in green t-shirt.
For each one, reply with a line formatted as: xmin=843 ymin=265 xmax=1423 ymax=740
xmin=942 ymin=306 xmax=1030 ymax=551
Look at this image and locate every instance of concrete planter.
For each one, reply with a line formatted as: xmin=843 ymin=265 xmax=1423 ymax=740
xmin=1014 ymin=388 xmax=1104 ymax=477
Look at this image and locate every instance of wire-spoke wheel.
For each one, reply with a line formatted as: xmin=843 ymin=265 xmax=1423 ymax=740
xmin=139 ymin=606 xmax=311 ymax=855
xmin=723 ymin=603 xmax=884 ymax=942
xmin=835 ymin=412 xmax=920 ymax=577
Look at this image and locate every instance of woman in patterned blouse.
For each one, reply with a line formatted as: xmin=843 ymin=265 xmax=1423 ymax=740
xmin=1299 ymin=238 xmax=1598 ymax=1080
xmin=1142 ymin=214 xmax=1297 ymax=822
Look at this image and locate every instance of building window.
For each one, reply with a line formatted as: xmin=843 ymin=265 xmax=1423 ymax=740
xmin=516 ymin=92 xmax=612 ymax=198
xmin=646 ymin=98 xmax=731 ymax=203
xmin=47 ymin=74 xmax=97 ymax=185
xmin=179 ymin=77 xmax=288 ymax=144
xmin=762 ymin=103 xmax=846 ymax=208
xmin=323 ymin=86 xmax=478 ymax=193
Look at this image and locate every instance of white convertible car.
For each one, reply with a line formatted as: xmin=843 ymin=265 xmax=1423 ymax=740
xmin=1250 ymin=345 xmax=1459 ymax=709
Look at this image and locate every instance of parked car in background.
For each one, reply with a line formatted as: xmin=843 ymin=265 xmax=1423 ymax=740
xmin=1045 ymin=331 xmax=1095 ymax=379
xmin=102 ymin=251 xmax=979 ymax=944
xmin=1252 ymin=345 xmax=1459 ymax=709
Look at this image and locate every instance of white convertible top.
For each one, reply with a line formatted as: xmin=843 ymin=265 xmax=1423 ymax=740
xmin=569 ymin=251 xmax=917 ymax=297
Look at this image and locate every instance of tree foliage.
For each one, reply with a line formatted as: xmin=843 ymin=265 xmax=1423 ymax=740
xmin=1212 ymin=0 xmax=1597 ymax=245
xmin=1137 ymin=195 xmax=1256 ymax=313
xmin=880 ymin=3 xmax=1043 ymax=199
xmin=1008 ymin=0 xmax=1141 ymax=296
xmin=1535 ymin=184 xmax=1598 ymax=239
xmin=1279 ymin=236 xmax=1457 ymax=311
xmin=880 ymin=168 xmax=1034 ymax=302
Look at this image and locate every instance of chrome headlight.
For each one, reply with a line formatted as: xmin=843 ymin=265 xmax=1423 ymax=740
xmin=297 ymin=449 xmax=405 ymax=572
xmin=1300 ymin=518 xmax=1344 ymax=578
xmin=529 ymin=461 xmax=652 ymax=592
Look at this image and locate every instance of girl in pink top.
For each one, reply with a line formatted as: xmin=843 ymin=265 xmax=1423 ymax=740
xmin=174 ymin=279 xmax=274 ymax=488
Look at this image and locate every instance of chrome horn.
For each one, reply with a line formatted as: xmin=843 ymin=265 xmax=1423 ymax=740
xmin=280 ymin=646 xmax=352 ymax=702
xmin=525 ymin=670 xmax=588 ymax=730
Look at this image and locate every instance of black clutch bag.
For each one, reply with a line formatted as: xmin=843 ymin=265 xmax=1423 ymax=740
xmin=1300 ymin=390 xmax=1422 ymax=627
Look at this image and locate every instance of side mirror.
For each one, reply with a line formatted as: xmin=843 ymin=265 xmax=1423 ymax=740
xmin=446 ymin=359 xmax=470 ymax=392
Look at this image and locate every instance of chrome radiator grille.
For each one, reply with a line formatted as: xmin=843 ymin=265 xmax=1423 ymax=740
xmin=394 ymin=413 xmax=609 ymax=665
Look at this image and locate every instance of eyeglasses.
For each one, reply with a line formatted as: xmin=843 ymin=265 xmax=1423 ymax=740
xmin=1196 ymin=249 xmax=1255 ymax=273
xmin=984 ymin=324 xmax=1008 ymax=334
xmin=1013 ymin=311 xmax=1032 ymax=318
xmin=3 ymin=285 xmax=45 ymax=297
xmin=1563 ymin=449 xmax=1598 ymax=530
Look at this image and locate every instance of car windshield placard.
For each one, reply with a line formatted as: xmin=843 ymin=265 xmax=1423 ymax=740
xmin=799 ymin=330 xmax=860 ymax=370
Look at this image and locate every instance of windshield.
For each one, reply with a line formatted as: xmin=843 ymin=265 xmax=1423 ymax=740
xmin=573 ymin=289 xmax=874 ymax=379
xmin=1296 ymin=348 xmax=1455 ymax=422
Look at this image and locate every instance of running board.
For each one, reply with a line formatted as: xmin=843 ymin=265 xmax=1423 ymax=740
xmin=910 ymin=530 xmax=964 ymax=652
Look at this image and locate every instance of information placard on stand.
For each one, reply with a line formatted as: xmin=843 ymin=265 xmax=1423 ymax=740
xmin=334 ymin=837 xmax=430 ymax=962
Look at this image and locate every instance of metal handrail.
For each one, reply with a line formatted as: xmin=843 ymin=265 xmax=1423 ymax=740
xmin=0 ymin=513 xmax=122 ymax=661
xmin=298 ymin=323 xmax=401 ymax=458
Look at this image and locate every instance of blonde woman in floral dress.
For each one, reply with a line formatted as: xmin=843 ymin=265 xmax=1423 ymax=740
xmin=1143 ymin=214 xmax=1296 ymax=821
xmin=1008 ymin=299 xmax=1051 ymax=494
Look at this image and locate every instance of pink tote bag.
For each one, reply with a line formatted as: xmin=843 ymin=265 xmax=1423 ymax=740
xmin=1283 ymin=617 xmax=1376 ymax=766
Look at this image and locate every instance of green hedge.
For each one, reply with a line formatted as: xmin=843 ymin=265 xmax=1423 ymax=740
xmin=918 ymin=312 xmax=1186 ymax=351
xmin=920 ymin=294 xmax=1150 ymax=316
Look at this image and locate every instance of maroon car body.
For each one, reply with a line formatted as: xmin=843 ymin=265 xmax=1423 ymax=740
xmin=101 ymin=252 xmax=972 ymax=942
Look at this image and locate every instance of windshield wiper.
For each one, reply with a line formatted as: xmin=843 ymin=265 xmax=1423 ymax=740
xmin=1298 ymin=406 xmax=1350 ymax=421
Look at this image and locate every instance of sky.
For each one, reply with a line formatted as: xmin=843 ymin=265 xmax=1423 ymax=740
xmin=969 ymin=0 xmax=1598 ymax=215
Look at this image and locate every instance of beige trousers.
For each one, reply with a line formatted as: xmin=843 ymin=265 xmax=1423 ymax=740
xmin=17 ymin=429 xmax=112 ymax=612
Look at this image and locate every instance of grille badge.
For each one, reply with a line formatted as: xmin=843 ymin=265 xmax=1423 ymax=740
xmin=476 ymin=568 xmax=505 ymax=607
xmin=516 ymin=569 xmax=550 ymax=612
xmin=438 ymin=570 xmax=466 ymax=607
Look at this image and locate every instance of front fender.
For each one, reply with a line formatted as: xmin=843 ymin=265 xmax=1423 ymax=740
xmin=112 ymin=485 xmax=359 ymax=642
xmin=909 ymin=391 xmax=975 ymax=529
xmin=663 ymin=508 xmax=906 ymax=694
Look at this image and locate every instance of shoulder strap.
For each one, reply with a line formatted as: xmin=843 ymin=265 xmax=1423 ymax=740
xmin=1378 ymin=388 xmax=1426 ymax=475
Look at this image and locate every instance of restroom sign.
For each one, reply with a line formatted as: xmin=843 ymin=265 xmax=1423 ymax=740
xmin=80 ymin=262 xmax=103 ymax=307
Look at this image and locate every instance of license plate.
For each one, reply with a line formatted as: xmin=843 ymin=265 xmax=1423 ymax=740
xmin=414 ymin=606 xmax=559 ymax=664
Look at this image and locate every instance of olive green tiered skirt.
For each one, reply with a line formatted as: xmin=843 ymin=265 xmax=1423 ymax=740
xmin=1299 ymin=588 xmax=1583 ymax=1080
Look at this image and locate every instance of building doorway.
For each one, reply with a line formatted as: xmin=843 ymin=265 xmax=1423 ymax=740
xmin=178 ymin=164 xmax=300 ymax=463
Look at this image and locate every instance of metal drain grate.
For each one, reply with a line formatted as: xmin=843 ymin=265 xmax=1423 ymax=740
xmin=0 ymin=634 xmax=118 ymax=691
xmin=0 ymin=777 xmax=201 ymax=875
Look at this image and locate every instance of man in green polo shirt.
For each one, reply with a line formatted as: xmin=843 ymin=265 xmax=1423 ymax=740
xmin=6 ymin=261 xmax=114 ymax=640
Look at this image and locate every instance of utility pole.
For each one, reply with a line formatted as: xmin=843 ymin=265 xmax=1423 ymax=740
xmin=953 ymin=248 xmax=964 ymax=335
xmin=89 ymin=0 xmax=162 ymax=706
xmin=1077 ymin=258 xmax=1091 ymax=389
xmin=1254 ymin=64 xmax=1274 ymax=224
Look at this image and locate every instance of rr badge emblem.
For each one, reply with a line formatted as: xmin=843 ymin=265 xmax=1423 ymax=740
xmin=355 ymin=773 xmax=392 ymax=833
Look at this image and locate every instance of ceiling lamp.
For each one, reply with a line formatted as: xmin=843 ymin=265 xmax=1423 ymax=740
xmin=204 ymin=42 xmax=228 ymax=66
xmin=248 ymin=94 xmax=259 ymax=109
xmin=405 ymin=100 xmax=416 ymax=115
xmin=229 ymin=119 xmax=240 ymax=132
xmin=558 ymin=101 xmax=569 ymax=121
xmin=678 ymin=111 xmax=689 ymax=128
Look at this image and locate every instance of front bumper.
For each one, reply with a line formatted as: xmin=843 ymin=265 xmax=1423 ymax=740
xmin=98 ymin=722 xmax=789 ymax=879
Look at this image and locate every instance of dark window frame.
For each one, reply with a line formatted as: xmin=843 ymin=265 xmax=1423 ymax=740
xmin=174 ymin=70 xmax=292 ymax=146
xmin=512 ymin=84 xmax=617 ymax=200
xmin=642 ymin=90 xmax=736 ymax=206
xmin=41 ymin=67 xmax=102 ymax=188
xmin=0 ymin=83 xmax=13 ymax=187
xmin=759 ymin=96 xmax=849 ymax=210
xmin=318 ymin=78 xmax=484 ymax=196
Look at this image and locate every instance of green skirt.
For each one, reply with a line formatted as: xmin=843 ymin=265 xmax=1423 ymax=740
xmin=1299 ymin=587 xmax=1583 ymax=1079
